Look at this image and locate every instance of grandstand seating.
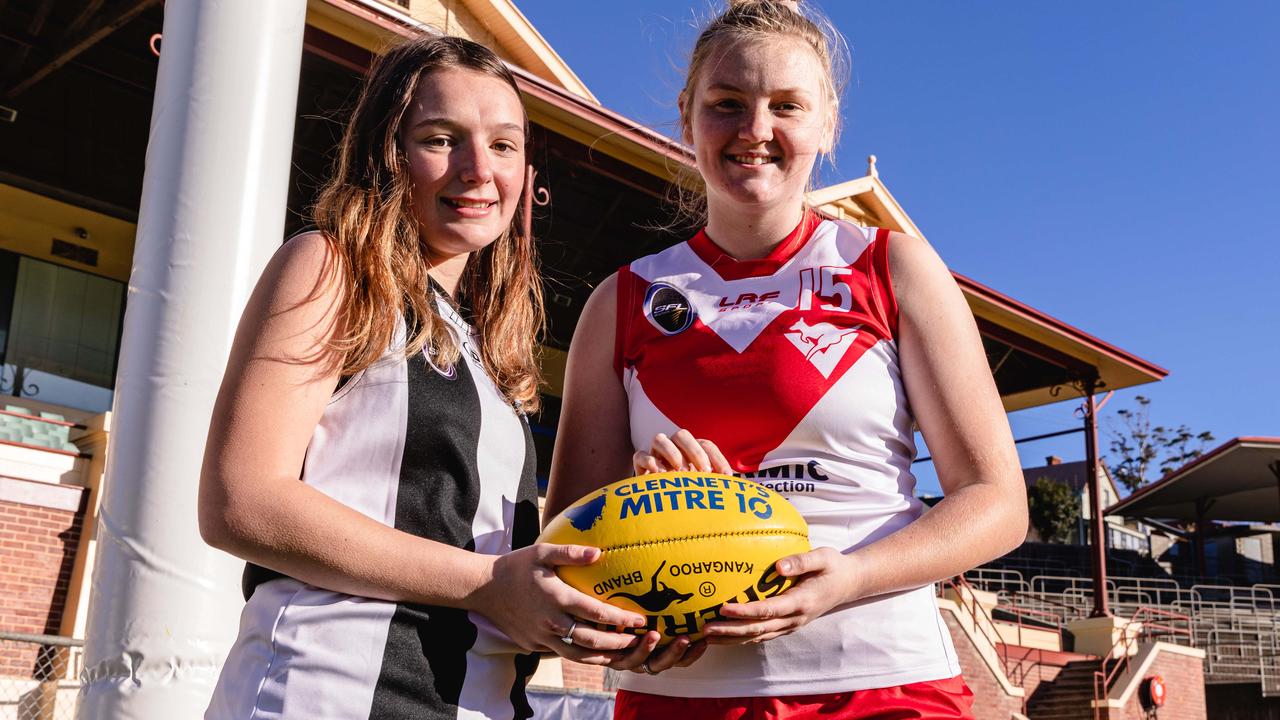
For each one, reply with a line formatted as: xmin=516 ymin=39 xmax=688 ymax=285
xmin=967 ymin=542 xmax=1280 ymax=693
xmin=0 ymin=405 xmax=80 ymax=453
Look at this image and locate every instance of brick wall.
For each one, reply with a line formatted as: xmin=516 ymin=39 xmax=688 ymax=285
xmin=0 ymin=494 xmax=86 ymax=678
xmin=560 ymin=660 xmax=607 ymax=692
xmin=1104 ymin=649 xmax=1206 ymax=720
xmin=942 ymin=611 xmax=1026 ymax=720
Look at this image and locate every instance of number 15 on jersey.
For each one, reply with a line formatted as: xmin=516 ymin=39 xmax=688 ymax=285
xmin=798 ymin=266 xmax=854 ymax=312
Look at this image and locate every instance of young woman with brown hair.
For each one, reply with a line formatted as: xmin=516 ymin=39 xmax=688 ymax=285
xmin=199 ymin=35 xmax=649 ymax=719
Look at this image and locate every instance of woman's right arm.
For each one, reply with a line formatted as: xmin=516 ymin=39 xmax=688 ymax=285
xmin=548 ymin=272 xmax=732 ymax=518
xmin=545 ymin=274 xmax=635 ymax=520
xmin=198 ymin=233 xmax=644 ymax=657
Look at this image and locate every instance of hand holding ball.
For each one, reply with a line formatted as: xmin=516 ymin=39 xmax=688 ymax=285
xmin=539 ymin=472 xmax=810 ymax=644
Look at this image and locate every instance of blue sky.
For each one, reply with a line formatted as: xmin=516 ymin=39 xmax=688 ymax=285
xmin=517 ymin=1 xmax=1279 ymax=496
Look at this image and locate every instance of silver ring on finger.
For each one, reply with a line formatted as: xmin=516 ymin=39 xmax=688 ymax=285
xmin=641 ymin=661 xmax=660 ymax=676
xmin=560 ymin=620 xmax=577 ymax=646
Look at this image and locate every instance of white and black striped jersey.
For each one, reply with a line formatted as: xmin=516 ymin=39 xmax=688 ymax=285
xmin=207 ymin=296 xmax=540 ymax=720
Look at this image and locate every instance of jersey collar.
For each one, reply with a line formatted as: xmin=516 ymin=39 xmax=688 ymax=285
xmin=688 ymin=209 xmax=823 ymax=281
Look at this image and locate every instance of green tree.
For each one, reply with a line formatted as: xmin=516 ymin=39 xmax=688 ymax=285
xmin=1106 ymin=395 xmax=1215 ymax=493
xmin=1028 ymin=477 xmax=1078 ymax=544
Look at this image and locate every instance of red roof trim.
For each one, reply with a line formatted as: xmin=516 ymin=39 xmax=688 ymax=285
xmin=512 ymin=75 xmax=693 ymax=167
xmin=953 ymin=272 xmax=1167 ymax=380
xmin=302 ymin=25 xmax=374 ymax=73
xmin=321 ymin=0 xmax=417 ymax=35
xmin=316 ymin=0 xmax=694 ymax=167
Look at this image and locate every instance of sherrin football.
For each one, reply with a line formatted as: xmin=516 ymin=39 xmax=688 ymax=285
xmin=538 ymin=472 xmax=810 ymax=644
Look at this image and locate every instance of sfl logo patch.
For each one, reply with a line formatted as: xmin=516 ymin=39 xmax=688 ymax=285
xmin=644 ymin=282 xmax=696 ymax=335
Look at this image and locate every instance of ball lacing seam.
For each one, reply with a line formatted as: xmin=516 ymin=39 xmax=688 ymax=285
xmin=598 ymin=529 xmax=809 ymax=554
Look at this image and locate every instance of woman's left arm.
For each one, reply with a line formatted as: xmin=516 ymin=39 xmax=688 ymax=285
xmin=706 ymin=231 xmax=1028 ymax=643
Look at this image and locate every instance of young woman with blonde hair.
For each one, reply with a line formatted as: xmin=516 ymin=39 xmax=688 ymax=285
xmin=548 ymin=2 xmax=1028 ymax=717
xmin=200 ymin=35 xmax=649 ymax=719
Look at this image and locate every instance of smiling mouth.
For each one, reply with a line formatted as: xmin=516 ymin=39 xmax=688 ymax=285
xmin=441 ymin=197 xmax=496 ymax=209
xmin=728 ymin=154 xmax=779 ymax=166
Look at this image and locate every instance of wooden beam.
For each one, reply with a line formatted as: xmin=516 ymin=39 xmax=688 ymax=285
xmin=974 ymin=316 xmax=1096 ymax=377
xmin=63 ymin=0 xmax=110 ymax=42
xmin=302 ymin=24 xmax=372 ymax=75
xmin=2 ymin=0 xmax=54 ymax=85
xmin=24 ymin=0 xmax=54 ymax=34
xmin=5 ymin=0 xmax=159 ymax=99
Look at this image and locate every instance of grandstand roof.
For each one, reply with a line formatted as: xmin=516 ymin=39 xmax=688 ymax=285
xmin=1105 ymin=437 xmax=1280 ymax=522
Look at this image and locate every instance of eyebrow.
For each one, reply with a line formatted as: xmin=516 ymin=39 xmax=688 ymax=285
xmin=706 ymin=82 xmax=813 ymax=96
xmin=409 ymin=117 xmax=525 ymax=135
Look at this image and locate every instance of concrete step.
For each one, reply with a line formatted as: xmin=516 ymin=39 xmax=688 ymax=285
xmin=1030 ymin=703 xmax=1095 ymax=715
xmin=1027 ymin=659 xmax=1103 ymax=720
xmin=1030 ymin=690 xmax=1095 ymax=702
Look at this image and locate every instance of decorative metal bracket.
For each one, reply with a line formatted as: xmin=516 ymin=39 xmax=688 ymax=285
xmin=1049 ymin=373 xmax=1108 ymax=400
xmin=0 ymin=364 xmax=39 ymax=398
xmin=520 ymin=165 xmax=551 ymax=242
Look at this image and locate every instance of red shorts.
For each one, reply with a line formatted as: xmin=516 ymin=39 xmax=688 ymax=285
xmin=614 ymin=676 xmax=975 ymax=720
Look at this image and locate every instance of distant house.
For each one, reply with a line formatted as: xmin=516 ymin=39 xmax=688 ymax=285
xmin=1022 ymin=456 xmax=1150 ymax=552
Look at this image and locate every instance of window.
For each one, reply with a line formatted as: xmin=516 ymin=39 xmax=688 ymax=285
xmin=0 ymin=250 xmax=123 ymax=412
xmin=1108 ymin=525 xmax=1150 ymax=554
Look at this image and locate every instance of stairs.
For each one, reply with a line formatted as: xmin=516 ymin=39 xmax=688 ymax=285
xmin=1026 ymin=660 xmax=1099 ymax=720
xmin=0 ymin=406 xmax=79 ymax=452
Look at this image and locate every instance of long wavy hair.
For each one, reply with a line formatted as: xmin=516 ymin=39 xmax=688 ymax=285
xmin=314 ymin=35 xmax=544 ymax=412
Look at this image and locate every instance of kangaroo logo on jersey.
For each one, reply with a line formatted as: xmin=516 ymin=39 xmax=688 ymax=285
xmin=784 ymin=319 xmax=861 ymax=379
xmin=644 ymin=282 xmax=696 ymax=335
xmin=607 ymin=560 xmax=693 ymax=612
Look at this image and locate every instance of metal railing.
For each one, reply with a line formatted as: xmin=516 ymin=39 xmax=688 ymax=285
xmin=1091 ymin=607 xmax=1193 ymax=720
xmin=1031 ymin=573 xmax=1102 ymax=598
xmin=1263 ymin=653 xmax=1280 ymax=698
xmin=939 ymin=575 xmax=1044 ymax=716
xmin=995 ymin=602 xmax=1065 ymax=693
xmin=963 ymin=567 xmax=1030 ymax=597
xmin=0 ymin=632 xmax=82 ymax=720
xmin=1191 ymin=584 xmax=1280 ymax=613
xmin=1110 ymin=576 xmax=1191 ymax=609
xmin=1008 ymin=588 xmax=1090 ymax=626
xmin=988 ymin=572 xmax=1280 ymax=621
xmin=969 ymin=558 xmax=1280 ymax=699
xmin=1201 ymin=626 xmax=1280 ymax=687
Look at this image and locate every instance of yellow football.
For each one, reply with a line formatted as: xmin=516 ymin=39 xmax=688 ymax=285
xmin=538 ymin=472 xmax=810 ymax=644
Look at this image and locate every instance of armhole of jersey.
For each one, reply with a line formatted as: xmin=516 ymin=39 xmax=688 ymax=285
xmin=871 ymin=228 xmax=900 ymax=341
xmin=330 ymin=369 xmax=363 ymax=403
xmin=613 ymin=266 xmax=633 ymax=382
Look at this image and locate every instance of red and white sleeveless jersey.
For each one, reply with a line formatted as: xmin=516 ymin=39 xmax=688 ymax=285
xmin=613 ymin=212 xmax=961 ymax=697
